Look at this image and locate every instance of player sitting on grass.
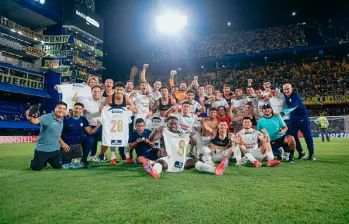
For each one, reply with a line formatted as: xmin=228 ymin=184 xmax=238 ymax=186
xmin=256 ymin=104 xmax=296 ymax=163
xmin=143 ymin=116 xmax=228 ymax=178
xmin=232 ymin=117 xmax=280 ymax=167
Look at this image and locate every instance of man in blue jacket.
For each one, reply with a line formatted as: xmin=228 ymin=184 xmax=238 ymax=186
xmin=282 ymin=84 xmax=315 ymax=160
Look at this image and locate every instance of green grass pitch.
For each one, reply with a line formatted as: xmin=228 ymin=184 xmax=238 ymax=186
xmin=1 ymin=138 xmax=349 ymax=224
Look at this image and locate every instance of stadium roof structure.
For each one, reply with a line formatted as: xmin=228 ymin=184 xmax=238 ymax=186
xmin=0 ymin=82 xmax=51 ymax=98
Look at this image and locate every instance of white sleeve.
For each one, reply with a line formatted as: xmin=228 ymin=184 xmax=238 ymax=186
xmin=222 ymin=99 xmax=228 ymax=107
xmin=148 ymin=84 xmax=153 ymax=93
xmin=196 ymin=102 xmax=202 ymax=110
xmin=57 ymin=84 xmax=69 ymax=93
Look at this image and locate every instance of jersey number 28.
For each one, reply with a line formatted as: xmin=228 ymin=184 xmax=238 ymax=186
xmin=111 ymin=120 xmax=123 ymax=132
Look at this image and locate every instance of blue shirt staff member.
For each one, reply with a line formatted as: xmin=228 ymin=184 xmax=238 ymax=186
xmin=26 ymin=102 xmax=67 ymax=171
xmin=59 ymin=103 xmax=101 ymax=169
xmin=283 ymin=83 xmax=315 ymax=160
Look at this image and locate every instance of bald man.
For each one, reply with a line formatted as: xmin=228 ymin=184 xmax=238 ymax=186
xmin=283 ymin=84 xmax=315 ymax=161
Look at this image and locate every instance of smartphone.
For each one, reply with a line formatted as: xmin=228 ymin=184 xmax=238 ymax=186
xmin=29 ymin=105 xmax=39 ymax=118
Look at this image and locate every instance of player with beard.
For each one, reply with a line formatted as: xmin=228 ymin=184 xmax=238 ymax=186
xmin=98 ymin=82 xmax=137 ymax=164
xmin=222 ymin=84 xmax=233 ymax=106
xmin=231 ymin=87 xmax=250 ymax=133
xmin=199 ymin=107 xmax=219 ymax=156
xmin=176 ymin=81 xmax=189 ymax=102
xmin=257 ymin=104 xmax=296 ymax=163
xmin=133 ymin=82 xmax=152 ymax=128
xmin=256 ymin=87 xmax=270 ymax=117
xmin=232 ymin=117 xmax=280 ymax=167
xmin=124 ymin=80 xmax=134 ymax=96
xmin=142 ymin=117 xmax=228 ymax=178
xmin=246 ymin=86 xmax=259 ymax=116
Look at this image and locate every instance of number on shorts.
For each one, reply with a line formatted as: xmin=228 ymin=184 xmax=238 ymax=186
xmin=111 ymin=120 xmax=123 ymax=132
xmin=178 ymin=140 xmax=185 ymax=156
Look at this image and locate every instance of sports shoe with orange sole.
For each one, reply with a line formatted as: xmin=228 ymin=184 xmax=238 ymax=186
xmin=143 ymin=161 xmax=159 ymax=178
xmin=215 ymin=158 xmax=229 ymax=175
xmin=267 ymin=160 xmax=280 ymax=167
xmin=253 ymin=160 xmax=262 ymax=168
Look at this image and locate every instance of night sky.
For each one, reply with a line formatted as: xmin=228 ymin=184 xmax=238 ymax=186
xmin=96 ymin=0 xmax=348 ymax=81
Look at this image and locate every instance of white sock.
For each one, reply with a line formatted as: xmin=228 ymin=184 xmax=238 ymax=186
xmin=149 ymin=160 xmax=156 ymax=165
xmin=195 ymin=161 xmax=215 ymax=173
xmin=196 ymin=147 xmax=201 ymax=156
xmin=233 ymin=145 xmax=242 ymax=163
xmin=124 ymin=147 xmax=130 ymax=159
xmin=110 ymin=147 xmax=116 ymax=159
xmin=266 ymin=151 xmax=274 ymax=161
xmin=245 ymin=152 xmax=257 ymax=163
xmin=153 ymin=163 xmax=163 ymax=174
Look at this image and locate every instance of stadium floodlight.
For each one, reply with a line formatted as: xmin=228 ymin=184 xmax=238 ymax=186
xmin=227 ymin=22 xmax=231 ymax=26
xmin=156 ymin=12 xmax=187 ymax=34
xmin=201 ymin=65 xmax=204 ymax=69
xmin=292 ymin=12 xmax=296 ymax=16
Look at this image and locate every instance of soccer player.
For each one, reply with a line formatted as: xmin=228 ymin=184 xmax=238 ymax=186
xmin=216 ymin=106 xmax=231 ymax=131
xmin=128 ymin=118 xmax=159 ymax=164
xmin=26 ymin=102 xmax=67 ymax=171
xmin=102 ymin=79 xmax=114 ymax=97
xmin=283 ymin=83 xmax=315 ymax=160
xmin=246 ymin=86 xmax=259 ymax=115
xmin=200 ymin=120 xmax=233 ymax=166
xmin=195 ymin=85 xmax=210 ymax=117
xmin=239 ymin=103 xmax=258 ymax=128
xmin=231 ymin=87 xmax=250 ymax=133
xmin=256 ymin=104 xmax=296 ymax=163
xmin=133 ymin=81 xmax=152 ymax=127
xmin=180 ymin=90 xmax=205 ymax=116
xmin=199 ymin=107 xmax=219 ymax=155
xmin=151 ymin=86 xmax=177 ymax=120
xmin=77 ymin=86 xmax=106 ymax=162
xmin=256 ymin=87 xmax=269 ymax=118
xmin=99 ymin=82 xmax=137 ymax=164
xmin=314 ymin=115 xmax=330 ymax=142
xmin=59 ymin=103 xmax=101 ymax=168
xmin=205 ymin=85 xmax=214 ymax=98
xmin=205 ymin=90 xmax=229 ymax=109
xmin=140 ymin=63 xmax=162 ymax=103
xmin=222 ymin=84 xmax=233 ymax=106
xmin=232 ymin=117 xmax=280 ymax=167
xmin=143 ymin=117 xmax=228 ymax=178
xmin=165 ymin=101 xmax=198 ymax=134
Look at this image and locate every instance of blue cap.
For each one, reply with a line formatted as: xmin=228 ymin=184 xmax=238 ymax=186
xmin=262 ymin=104 xmax=272 ymax=109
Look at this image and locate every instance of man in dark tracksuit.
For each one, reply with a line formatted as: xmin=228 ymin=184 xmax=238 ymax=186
xmin=283 ymin=84 xmax=316 ymax=161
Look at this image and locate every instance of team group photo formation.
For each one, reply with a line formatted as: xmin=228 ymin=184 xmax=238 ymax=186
xmin=1 ymin=0 xmax=349 ymax=223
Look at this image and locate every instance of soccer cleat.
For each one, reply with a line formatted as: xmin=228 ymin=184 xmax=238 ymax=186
xmin=89 ymin=156 xmax=99 ymax=162
xmin=110 ymin=159 xmax=117 ymax=165
xmin=62 ymin=163 xmax=73 ymax=169
xmin=253 ymin=161 xmax=262 ymax=168
xmin=215 ymin=158 xmax=229 ymax=175
xmin=267 ymin=160 xmax=280 ymax=167
xmin=72 ymin=163 xmax=83 ymax=169
xmin=143 ymin=161 xmax=159 ymax=179
xmin=308 ymin=154 xmax=316 ymax=161
xmin=298 ymin=152 xmax=307 ymax=160
xmin=186 ymin=152 xmax=197 ymax=159
xmin=80 ymin=162 xmax=93 ymax=169
xmin=289 ymin=154 xmax=295 ymax=164
xmin=98 ymin=154 xmax=105 ymax=163
xmin=73 ymin=158 xmax=81 ymax=164
xmin=125 ymin=158 xmax=134 ymax=164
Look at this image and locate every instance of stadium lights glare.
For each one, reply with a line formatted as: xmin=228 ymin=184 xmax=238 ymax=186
xmin=34 ymin=37 xmax=38 ymax=41
xmin=201 ymin=66 xmax=204 ymax=68
xmin=10 ymin=29 xmax=16 ymax=32
xmin=156 ymin=12 xmax=187 ymax=34
xmin=18 ymin=31 xmax=23 ymax=35
xmin=227 ymin=22 xmax=231 ymax=26
xmin=292 ymin=12 xmax=296 ymax=16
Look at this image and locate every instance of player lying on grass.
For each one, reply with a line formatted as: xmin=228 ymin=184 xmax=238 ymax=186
xmin=142 ymin=116 xmax=229 ymax=178
xmin=256 ymin=104 xmax=296 ymax=163
xmin=232 ymin=117 xmax=280 ymax=167
xmin=59 ymin=102 xmax=101 ymax=169
xmin=26 ymin=102 xmax=67 ymax=171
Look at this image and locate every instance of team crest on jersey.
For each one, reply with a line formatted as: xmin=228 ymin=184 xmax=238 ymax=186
xmin=111 ymin=140 xmax=122 ymax=145
xmin=109 ymin=107 xmax=126 ymax=114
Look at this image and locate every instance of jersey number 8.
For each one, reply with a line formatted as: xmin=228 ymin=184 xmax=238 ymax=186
xmin=111 ymin=120 xmax=123 ymax=132
xmin=178 ymin=140 xmax=185 ymax=156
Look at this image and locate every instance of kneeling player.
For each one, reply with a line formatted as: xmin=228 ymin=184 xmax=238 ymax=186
xmin=232 ymin=117 xmax=280 ymax=168
xmin=143 ymin=117 xmax=228 ymax=178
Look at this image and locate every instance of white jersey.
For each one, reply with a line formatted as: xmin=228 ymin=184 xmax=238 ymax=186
xmin=100 ymin=107 xmax=132 ymax=147
xmin=180 ymin=100 xmax=202 ymax=114
xmin=238 ymin=128 xmax=263 ymax=151
xmin=134 ymin=92 xmax=151 ymax=117
xmin=163 ymin=128 xmax=190 ymax=172
xmin=57 ymin=83 xmax=91 ymax=110
xmin=79 ymin=95 xmax=105 ymax=126
xmin=231 ymin=97 xmax=249 ymax=115
xmin=257 ymin=99 xmax=270 ymax=117
xmin=269 ymin=90 xmax=288 ymax=120
xmin=174 ymin=113 xmax=198 ymax=133
xmin=211 ymin=98 xmax=229 ymax=108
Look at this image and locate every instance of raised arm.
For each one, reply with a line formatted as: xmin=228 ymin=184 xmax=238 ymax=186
xmin=140 ymin=64 xmax=149 ymax=83
xmin=25 ymin=110 xmax=40 ymax=125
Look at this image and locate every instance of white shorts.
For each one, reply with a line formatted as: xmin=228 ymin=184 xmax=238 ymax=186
xmin=211 ymin=149 xmax=230 ymax=162
xmin=201 ymin=136 xmax=211 ymax=148
xmin=246 ymin=148 xmax=265 ymax=161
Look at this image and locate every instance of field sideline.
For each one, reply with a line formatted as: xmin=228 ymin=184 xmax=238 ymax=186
xmin=1 ymin=138 xmax=349 ymax=224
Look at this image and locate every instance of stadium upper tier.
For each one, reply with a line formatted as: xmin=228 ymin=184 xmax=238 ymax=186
xmin=143 ymin=19 xmax=349 ymax=63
